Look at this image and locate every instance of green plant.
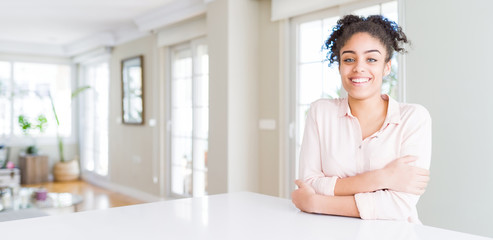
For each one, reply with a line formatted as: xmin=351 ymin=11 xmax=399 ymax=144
xmin=49 ymin=86 xmax=90 ymax=162
xmin=17 ymin=114 xmax=48 ymax=154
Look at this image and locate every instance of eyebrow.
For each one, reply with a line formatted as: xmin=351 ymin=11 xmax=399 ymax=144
xmin=341 ymin=49 xmax=382 ymax=55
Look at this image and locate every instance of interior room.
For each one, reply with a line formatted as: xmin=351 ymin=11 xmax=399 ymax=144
xmin=0 ymin=0 xmax=492 ymax=238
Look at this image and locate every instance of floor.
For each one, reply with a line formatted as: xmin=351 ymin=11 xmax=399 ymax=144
xmin=22 ymin=180 xmax=145 ymax=212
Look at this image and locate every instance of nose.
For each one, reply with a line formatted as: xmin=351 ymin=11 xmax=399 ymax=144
xmin=353 ymin=61 xmax=365 ymax=73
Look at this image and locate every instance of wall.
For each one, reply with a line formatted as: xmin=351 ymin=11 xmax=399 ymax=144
xmin=207 ymin=0 xmax=262 ymax=194
xmin=206 ymin=0 xmax=229 ymax=194
xmin=227 ymin=0 xmax=260 ymax=192
xmin=108 ymin=35 xmax=162 ymax=197
xmin=405 ymin=0 xmax=493 ymax=237
xmin=258 ymin=0 xmax=281 ymax=196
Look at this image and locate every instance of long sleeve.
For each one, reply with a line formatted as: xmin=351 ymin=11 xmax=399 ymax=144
xmin=354 ymin=105 xmax=432 ymax=223
xmin=299 ymin=104 xmax=339 ymax=196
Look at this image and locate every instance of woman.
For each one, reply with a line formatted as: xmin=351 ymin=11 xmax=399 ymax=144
xmin=291 ymin=15 xmax=431 ymax=223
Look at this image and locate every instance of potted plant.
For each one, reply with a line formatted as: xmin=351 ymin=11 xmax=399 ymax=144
xmin=17 ymin=114 xmax=48 ymax=155
xmin=50 ymin=86 xmax=90 ymax=182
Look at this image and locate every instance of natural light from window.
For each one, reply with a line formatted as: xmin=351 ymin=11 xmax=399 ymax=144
xmin=170 ymin=40 xmax=209 ymax=198
xmin=0 ymin=61 xmax=72 ymax=140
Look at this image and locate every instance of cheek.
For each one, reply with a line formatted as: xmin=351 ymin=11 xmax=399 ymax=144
xmin=338 ymin=66 xmax=351 ymax=77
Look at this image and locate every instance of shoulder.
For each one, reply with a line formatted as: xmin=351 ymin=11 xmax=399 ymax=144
xmin=305 ymin=98 xmax=345 ymax=121
xmin=399 ymin=102 xmax=432 ymax=124
xmin=309 ymin=98 xmax=345 ymax=112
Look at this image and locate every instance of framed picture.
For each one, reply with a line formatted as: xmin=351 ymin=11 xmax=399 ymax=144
xmin=121 ymin=55 xmax=144 ymax=125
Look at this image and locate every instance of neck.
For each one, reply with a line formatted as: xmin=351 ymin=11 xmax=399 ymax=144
xmin=347 ymin=94 xmax=388 ymax=120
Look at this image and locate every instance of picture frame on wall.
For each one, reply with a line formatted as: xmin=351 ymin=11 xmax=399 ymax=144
xmin=121 ymin=55 xmax=144 ymax=125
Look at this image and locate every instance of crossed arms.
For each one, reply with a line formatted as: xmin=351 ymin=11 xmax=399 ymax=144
xmin=292 ymin=104 xmax=432 ymax=221
xmin=291 ymin=156 xmax=430 ymax=218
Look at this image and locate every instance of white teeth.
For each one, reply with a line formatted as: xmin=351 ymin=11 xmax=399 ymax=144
xmin=351 ymin=78 xmax=370 ymax=83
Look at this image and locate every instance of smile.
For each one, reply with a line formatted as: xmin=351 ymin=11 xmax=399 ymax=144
xmin=350 ymin=78 xmax=371 ymax=83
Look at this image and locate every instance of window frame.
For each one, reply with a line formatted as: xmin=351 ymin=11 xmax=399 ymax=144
xmin=0 ymin=56 xmax=77 ymax=147
xmin=78 ymin=55 xmax=110 ymax=180
xmin=167 ymin=37 xmax=209 ymax=199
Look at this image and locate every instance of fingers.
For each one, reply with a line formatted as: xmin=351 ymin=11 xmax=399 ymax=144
xmin=418 ymin=175 xmax=430 ymax=183
xmin=294 ymin=179 xmax=306 ymax=188
xmin=414 ymin=167 xmax=430 ymax=176
xmin=399 ymin=155 xmax=418 ymax=163
xmin=415 ymin=181 xmax=427 ymax=189
xmin=294 ymin=179 xmax=301 ymax=188
xmin=408 ymin=185 xmax=426 ymax=195
xmin=409 ymin=180 xmax=428 ymax=195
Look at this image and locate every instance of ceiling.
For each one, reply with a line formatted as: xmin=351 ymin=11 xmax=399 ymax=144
xmin=0 ymin=0 xmax=179 ymax=54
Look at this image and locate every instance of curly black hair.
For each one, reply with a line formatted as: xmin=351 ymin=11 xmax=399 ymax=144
xmin=324 ymin=15 xmax=409 ymax=66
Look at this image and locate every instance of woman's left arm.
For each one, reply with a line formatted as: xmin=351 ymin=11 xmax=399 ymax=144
xmin=353 ymin=105 xmax=431 ymax=222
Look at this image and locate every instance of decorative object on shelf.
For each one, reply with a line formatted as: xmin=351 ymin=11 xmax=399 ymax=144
xmin=5 ymin=162 xmax=14 ymax=169
xmin=121 ymin=55 xmax=144 ymax=125
xmin=49 ymin=86 xmax=90 ymax=182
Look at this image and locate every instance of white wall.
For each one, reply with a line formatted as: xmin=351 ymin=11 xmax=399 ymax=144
xmin=206 ymin=0 xmax=261 ymax=194
xmin=206 ymin=0 xmax=229 ymax=194
xmin=108 ymin=35 xmax=162 ymax=197
xmin=405 ymin=0 xmax=493 ymax=237
xmin=258 ymin=0 xmax=281 ymax=196
xmin=227 ymin=0 xmax=260 ymax=192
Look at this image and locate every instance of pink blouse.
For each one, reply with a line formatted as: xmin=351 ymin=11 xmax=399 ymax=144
xmin=299 ymin=95 xmax=431 ymax=223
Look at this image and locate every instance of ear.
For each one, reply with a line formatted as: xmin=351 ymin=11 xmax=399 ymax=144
xmin=384 ymin=60 xmax=391 ymax=76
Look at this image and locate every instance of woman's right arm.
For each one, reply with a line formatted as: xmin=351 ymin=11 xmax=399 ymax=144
xmin=299 ymin=104 xmax=340 ymax=196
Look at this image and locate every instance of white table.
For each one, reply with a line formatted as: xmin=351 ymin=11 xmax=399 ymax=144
xmin=0 ymin=192 xmax=490 ymax=240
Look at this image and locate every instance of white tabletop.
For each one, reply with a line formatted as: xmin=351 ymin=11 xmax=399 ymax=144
xmin=0 ymin=192 xmax=490 ymax=240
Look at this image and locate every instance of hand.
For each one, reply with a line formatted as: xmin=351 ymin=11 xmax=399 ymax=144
xmin=291 ymin=180 xmax=317 ymax=213
xmin=382 ymin=155 xmax=430 ymax=195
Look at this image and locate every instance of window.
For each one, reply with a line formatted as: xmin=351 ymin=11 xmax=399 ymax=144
xmin=169 ymin=38 xmax=209 ymax=197
xmin=288 ymin=1 xmax=399 ymax=191
xmin=79 ymin=61 xmax=109 ymax=177
xmin=0 ymin=61 xmax=72 ymax=140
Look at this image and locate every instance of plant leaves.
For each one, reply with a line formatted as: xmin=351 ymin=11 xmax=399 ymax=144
xmin=71 ymin=85 xmax=91 ymax=99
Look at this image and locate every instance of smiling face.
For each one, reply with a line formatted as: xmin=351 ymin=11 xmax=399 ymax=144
xmin=339 ymin=32 xmax=391 ymax=102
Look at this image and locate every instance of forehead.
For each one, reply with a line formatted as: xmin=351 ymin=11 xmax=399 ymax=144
xmin=340 ymin=32 xmax=386 ymax=53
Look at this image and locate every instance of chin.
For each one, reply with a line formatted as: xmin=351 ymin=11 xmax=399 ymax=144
xmin=347 ymin=91 xmax=380 ymax=101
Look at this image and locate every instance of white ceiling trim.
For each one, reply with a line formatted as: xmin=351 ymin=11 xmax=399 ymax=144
xmin=271 ymin=0 xmax=358 ymax=21
xmin=72 ymin=47 xmax=112 ymax=64
xmin=0 ymin=0 xmax=208 ymax=57
xmin=157 ymin=17 xmax=206 ymax=47
xmin=0 ymin=40 xmax=66 ymax=57
xmin=63 ymin=32 xmax=115 ymax=57
xmin=134 ymin=0 xmax=207 ymax=32
xmin=114 ymin=27 xmax=151 ymax=46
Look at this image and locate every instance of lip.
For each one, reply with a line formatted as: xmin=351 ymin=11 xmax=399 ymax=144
xmin=349 ymin=77 xmax=372 ymax=85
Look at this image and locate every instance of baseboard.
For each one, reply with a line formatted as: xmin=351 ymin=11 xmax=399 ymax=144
xmin=81 ymin=174 xmax=165 ymax=203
